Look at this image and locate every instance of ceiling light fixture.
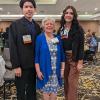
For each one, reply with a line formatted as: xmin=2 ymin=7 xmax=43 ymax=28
xmin=94 ymin=18 xmax=97 ymax=20
xmin=94 ymin=8 xmax=98 ymax=11
xmin=73 ymin=0 xmax=78 ymax=2
xmin=0 ymin=14 xmax=93 ymax=20
xmin=0 ymin=8 xmax=3 ymax=11
xmin=7 ymin=12 xmax=10 ymax=15
xmin=36 ymin=0 xmax=57 ymax=4
xmin=85 ymin=12 xmax=88 ymax=15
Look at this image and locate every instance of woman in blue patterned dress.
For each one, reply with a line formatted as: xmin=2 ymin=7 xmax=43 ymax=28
xmin=35 ymin=17 xmax=65 ymax=100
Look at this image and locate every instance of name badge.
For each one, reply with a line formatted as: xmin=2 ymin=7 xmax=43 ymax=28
xmin=61 ymin=29 xmax=69 ymax=39
xmin=22 ymin=35 xmax=32 ymax=44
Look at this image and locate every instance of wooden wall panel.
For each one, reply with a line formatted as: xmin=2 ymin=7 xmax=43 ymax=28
xmin=0 ymin=20 xmax=100 ymax=36
xmin=79 ymin=21 xmax=99 ymax=35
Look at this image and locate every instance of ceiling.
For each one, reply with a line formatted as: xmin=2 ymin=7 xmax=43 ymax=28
xmin=0 ymin=0 xmax=100 ymax=21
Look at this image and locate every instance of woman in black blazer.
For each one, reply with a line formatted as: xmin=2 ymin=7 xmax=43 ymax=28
xmin=58 ymin=5 xmax=84 ymax=100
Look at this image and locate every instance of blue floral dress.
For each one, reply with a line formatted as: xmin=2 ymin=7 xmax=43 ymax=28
xmin=41 ymin=40 xmax=60 ymax=94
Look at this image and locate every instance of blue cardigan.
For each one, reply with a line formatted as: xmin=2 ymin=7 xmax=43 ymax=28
xmin=35 ymin=32 xmax=65 ymax=89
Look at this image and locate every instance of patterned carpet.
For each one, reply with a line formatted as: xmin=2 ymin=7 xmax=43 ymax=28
xmin=0 ymin=53 xmax=100 ymax=100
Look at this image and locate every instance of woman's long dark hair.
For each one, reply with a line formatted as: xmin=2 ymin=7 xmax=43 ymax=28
xmin=58 ymin=5 xmax=80 ymax=34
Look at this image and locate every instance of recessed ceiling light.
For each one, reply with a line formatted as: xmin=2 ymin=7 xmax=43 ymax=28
xmin=0 ymin=8 xmax=3 ymax=11
xmin=85 ymin=12 xmax=88 ymax=15
xmin=94 ymin=8 xmax=98 ymax=11
xmin=36 ymin=0 xmax=57 ymax=4
xmin=94 ymin=18 xmax=97 ymax=20
xmin=73 ymin=0 xmax=78 ymax=2
xmin=7 ymin=12 xmax=10 ymax=14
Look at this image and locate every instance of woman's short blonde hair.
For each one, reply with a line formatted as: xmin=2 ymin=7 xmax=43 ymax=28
xmin=42 ymin=17 xmax=55 ymax=27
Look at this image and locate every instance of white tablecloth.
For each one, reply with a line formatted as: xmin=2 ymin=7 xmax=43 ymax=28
xmin=0 ymin=56 xmax=6 ymax=86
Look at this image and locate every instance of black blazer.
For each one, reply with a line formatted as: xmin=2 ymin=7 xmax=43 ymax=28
xmin=71 ymin=26 xmax=84 ymax=61
xmin=60 ymin=25 xmax=84 ymax=61
xmin=9 ymin=17 xmax=41 ymax=69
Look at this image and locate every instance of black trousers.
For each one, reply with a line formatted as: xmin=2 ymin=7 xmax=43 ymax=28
xmin=15 ymin=68 xmax=36 ymax=100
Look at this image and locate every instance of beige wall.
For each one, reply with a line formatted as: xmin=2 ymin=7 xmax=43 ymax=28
xmin=0 ymin=20 xmax=100 ymax=36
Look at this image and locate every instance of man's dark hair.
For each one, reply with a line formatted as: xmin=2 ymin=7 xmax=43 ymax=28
xmin=19 ymin=0 xmax=36 ymax=8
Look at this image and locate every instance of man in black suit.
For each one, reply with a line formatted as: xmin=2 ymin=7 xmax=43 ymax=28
xmin=9 ymin=0 xmax=41 ymax=100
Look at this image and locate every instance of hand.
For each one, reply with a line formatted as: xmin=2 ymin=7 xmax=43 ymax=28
xmin=61 ymin=62 xmax=65 ymax=78
xmin=77 ymin=63 xmax=83 ymax=72
xmin=37 ymin=71 xmax=44 ymax=80
xmin=14 ymin=67 xmax=22 ymax=77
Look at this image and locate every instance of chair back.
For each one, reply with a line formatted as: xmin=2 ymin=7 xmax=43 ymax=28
xmin=2 ymin=48 xmax=12 ymax=69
